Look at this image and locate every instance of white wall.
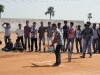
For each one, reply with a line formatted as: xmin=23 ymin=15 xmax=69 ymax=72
xmin=0 ymin=18 xmax=84 ymax=32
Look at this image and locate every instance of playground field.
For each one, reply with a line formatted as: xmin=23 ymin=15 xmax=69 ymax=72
xmin=0 ymin=33 xmax=100 ymax=75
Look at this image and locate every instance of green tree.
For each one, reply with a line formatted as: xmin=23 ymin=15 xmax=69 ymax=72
xmin=45 ymin=6 xmax=55 ymax=20
xmin=88 ymin=13 xmax=92 ymax=22
xmin=0 ymin=4 xmax=4 ymax=18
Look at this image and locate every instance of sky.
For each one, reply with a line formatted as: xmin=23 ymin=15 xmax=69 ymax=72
xmin=0 ymin=0 xmax=100 ymax=23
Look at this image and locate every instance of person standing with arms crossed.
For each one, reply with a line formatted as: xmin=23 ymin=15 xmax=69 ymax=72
xmin=38 ymin=21 xmax=46 ymax=52
xmin=24 ymin=20 xmax=31 ymax=51
xmin=62 ymin=21 xmax=69 ymax=51
xmin=50 ymin=23 xmax=64 ymax=66
xmin=2 ymin=22 xmax=11 ymax=45
xmin=30 ymin=22 xmax=38 ymax=52
xmin=65 ymin=22 xmax=75 ymax=53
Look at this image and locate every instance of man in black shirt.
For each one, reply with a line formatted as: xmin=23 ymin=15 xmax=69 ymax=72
xmin=62 ymin=21 xmax=69 ymax=51
xmin=38 ymin=21 xmax=46 ymax=52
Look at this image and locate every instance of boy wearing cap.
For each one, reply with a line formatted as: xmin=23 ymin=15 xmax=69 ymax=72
xmin=30 ymin=22 xmax=38 ymax=52
xmin=75 ymin=25 xmax=82 ymax=53
xmin=80 ymin=22 xmax=93 ymax=58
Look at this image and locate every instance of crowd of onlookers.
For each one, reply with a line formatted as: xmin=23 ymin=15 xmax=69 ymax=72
xmin=0 ymin=20 xmax=100 ymax=57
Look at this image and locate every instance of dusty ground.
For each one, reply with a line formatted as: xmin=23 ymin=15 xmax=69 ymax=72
xmin=0 ymin=33 xmax=100 ymax=75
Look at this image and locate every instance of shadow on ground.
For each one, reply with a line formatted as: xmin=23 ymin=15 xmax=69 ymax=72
xmin=23 ymin=63 xmax=59 ymax=68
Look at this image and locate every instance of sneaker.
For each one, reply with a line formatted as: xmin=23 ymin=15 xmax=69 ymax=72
xmin=52 ymin=63 xmax=59 ymax=66
xmin=96 ymin=52 xmax=98 ymax=54
xmin=80 ymin=56 xmax=85 ymax=58
xmin=92 ymin=52 xmax=96 ymax=54
xmin=38 ymin=49 xmax=41 ymax=51
xmin=28 ymin=50 xmax=33 ymax=52
xmin=89 ymin=56 xmax=92 ymax=58
xmin=77 ymin=51 xmax=79 ymax=53
xmin=98 ymin=51 xmax=100 ymax=53
xmin=35 ymin=50 xmax=38 ymax=52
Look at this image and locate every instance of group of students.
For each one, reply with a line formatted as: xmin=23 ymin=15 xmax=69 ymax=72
xmin=1 ymin=21 xmax=100 ymax=54
xmin=1 ymin=20 xmax=100 ymax=66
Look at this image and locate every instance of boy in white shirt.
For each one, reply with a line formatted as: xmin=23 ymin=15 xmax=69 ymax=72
xmin=15 ymin=24 xmax=24 ymax=50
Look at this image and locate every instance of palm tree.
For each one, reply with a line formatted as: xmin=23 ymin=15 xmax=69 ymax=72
xmin=0 ymin=4 xmax=4 ymax=18
xmin=45 ymin=6 xmax=55 ymax=20
xmin=88 ymin=13 xmax=92 ymax=22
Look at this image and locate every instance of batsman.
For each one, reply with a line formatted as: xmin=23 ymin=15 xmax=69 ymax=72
xmin=50 ymin=23 xmax=64 ymax=66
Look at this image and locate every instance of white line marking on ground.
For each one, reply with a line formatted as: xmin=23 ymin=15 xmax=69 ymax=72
xmin=59 ymin=65 xmax=73 ymax=68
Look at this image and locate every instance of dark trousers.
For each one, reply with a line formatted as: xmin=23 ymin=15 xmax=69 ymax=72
xmin=55 ymin=45 xmax=62 ymax=64
xmin=76 ymin=38 xmax=82 ymax=53
xmin=66 ymin=38 xmax=74 ymax=52
xmin=31 ymin=38 xmax=38 ymax=51
xmin=63 ymin=37 xmax=68 ymax=49
xmin=83 ymin=39 xmax=92 ymax=56
xmin=92 ymin=39 xmax=98 ymax=53
xmin=13 ymin=47 xmax=23 ymax=51
xmin=17 ymin=36 xmax=24 ymax=49
xmin=39 ymin=37 xmax=45 ymax=51
xmin=98 ymin=39 xmax=100 ymax=52
xmin=4 ymin=36 xmax=10 ymax=45
xmin=24 ymin=37 xmax=30 ymax=50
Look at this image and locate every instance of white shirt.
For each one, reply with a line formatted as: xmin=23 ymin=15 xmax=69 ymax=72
xmin=15 ymin=28 xmax=24 ymax=37
xmin=58 ymin=27 xmax=63 ymax=34
xmin=75 ymin=30 xmax=82 ymax=38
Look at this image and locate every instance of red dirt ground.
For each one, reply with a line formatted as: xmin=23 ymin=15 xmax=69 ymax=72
xmin=0 ymin=33 xmax=100 ymax=75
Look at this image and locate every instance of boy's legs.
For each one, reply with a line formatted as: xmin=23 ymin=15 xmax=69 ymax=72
xmin=28 ymin=37 xmax=30 ymax=50
xmin=70 ymin=38 xmax=74 ymax=53
xmin=55 ymin=45 xmax=62 ymax=65
xmin=87 ymin=39 xmax=92 ymax=57
xmin=39 ymin=38 xmax=42 ymax=51
xmin=31 ymin=38 xmax=33 ymax=51
xmin=34 ymin=38 xmax=38 ymax=51
xmin=81 ymin=39 xmax=88 ymax=57
xmin=65 ymin=38 xmax=71 ymax=52
xmin=79 ymin=38 xmax=82 ymax=53
xmin=42 ymin=37 xmax=46 ymax=52
xmin=76 ymin=38 xmax=79 ymax=53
